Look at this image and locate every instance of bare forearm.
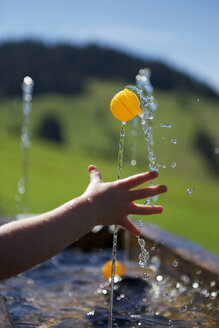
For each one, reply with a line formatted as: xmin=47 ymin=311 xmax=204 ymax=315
xmin=0 ymin=166 xmax=167 ymax=280
xmin=0 ymin=196 xmax=95 ymax=280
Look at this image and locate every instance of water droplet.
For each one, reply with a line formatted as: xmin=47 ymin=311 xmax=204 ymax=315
xmin=139 ymin=261 xmax=146 ymax=268
xmin=210 ymin=281 xmax=216 ymax=287
xmin=15 ymin=195 xmax=21 ymax=202
xmin=181 ymin=274 xmax=190 ymax=283
xmin=138 ymin=238 xmax=149 ymax=268
xmin=18 ymin=185 xmax=26 ymax=194
xmin=162 ymin=164 xmax=166 ymax=169
xmin=172 ymin=259 xmax=178 ymax=267
xmin=187 ymin=188 xmax=194 ymax=195
xmin=139 ymin=251 xmax=149 ymax=262
xmin=156 ymin=275 xmax=163 ymax=282
xmin=130 ymin=314 xmax=141 ymax=318
xmin=197 ymin=98 xmax=200 ymax=102
xmin=138 ymin=238 xmax=146 ymax=248
xmin=149 ymin=163 xmax=158 ymax=171
xmin=24 ymin=94 xmax=32 ymax=102
xmin=23 ymin=76 xmax=32 ymax=85
xmin=207 ymin=303 xmax=212 ymax=311
xmin=160 ymin=123 xmax=172 ymax=128
xmin=176 ymin=282 xmax=181 ymax=289
xmin=147 ymin=307 xmax=154 ymax=315
xmin=143 ymin=273 xmax=149 ymax=281
xmin=131 ymin=160 xmax=137 ymax=166
xmin=192 ymin=282 xmax=199 ymax=289
xmin=214 ymin=147 xmax=219 ymax=154
xmin=181 ymin=304 xmax=187 ymax=312
xmin=171 ymin=138 xmax=177 ymax=144
xmin=168 ymin=319 xmax=174 ymax=327
xmin=171 ymin=162 xmax=176 ymax=168
xmin=210 ymin=291 xmax=217 ymax=299
xmin=139 ymin=220 xmax=144 ymax=230
xmin=201 ymin=289 xmax=209 ymax=297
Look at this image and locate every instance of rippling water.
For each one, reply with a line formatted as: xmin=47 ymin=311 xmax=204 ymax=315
xmin=0 ymin=248 xmax=218 ymax=327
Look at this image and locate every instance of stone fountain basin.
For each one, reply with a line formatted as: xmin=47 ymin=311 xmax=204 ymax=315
xmin=75 ymin=221 xmax=219 ymax=286
xmin=0 ymin=218 xmax=218 ymax=327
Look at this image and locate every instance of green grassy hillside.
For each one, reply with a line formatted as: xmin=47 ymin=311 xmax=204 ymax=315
xmin=0 ymin=79 xmax=219 ymax=254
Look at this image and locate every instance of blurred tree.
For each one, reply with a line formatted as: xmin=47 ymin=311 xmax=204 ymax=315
xmin=37 ymin=115 xmax=64 ymax=144
xmin=0 ymin=40 xmax=218 ymax=99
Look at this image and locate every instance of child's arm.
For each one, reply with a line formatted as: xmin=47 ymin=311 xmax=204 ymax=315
xmin=0 ymin=165 xmax=167 ymax=280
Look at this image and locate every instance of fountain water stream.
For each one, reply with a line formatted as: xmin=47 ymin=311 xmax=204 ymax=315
xmin=108 ymin=122 xmax=126 ymax=328
xmin=16 ymin=76 xmax=34 ymax=215
xmin=109 ymin=69 xmax=159 ymax=327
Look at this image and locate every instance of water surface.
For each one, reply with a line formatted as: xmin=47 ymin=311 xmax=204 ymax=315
xmin=0 ymin=248 xmax=218 ymax=327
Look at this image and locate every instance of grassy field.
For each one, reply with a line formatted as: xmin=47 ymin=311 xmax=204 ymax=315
xmin=0 ymin=79 xmax=219 ymax=254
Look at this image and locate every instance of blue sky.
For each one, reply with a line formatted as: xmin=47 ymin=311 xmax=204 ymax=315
xmin=0 ymin=0 xmax=219 ymax=93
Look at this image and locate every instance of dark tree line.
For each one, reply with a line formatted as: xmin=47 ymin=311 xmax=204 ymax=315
xmin=0 ymin=40 xmax=218 ymax=99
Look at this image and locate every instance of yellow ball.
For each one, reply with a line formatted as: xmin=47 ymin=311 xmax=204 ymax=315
xmin=102 ymin=260 xmax=126 ymax=280
xmin=110 ymin=88 xmax=142 ymax=122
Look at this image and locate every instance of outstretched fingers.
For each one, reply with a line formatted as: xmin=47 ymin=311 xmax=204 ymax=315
xmin=128 ymin=184 xmax=167 ymax=201
xmin=119 ymin=171 xmax=158 ymax=190
xmin=120 ymin=216 xmax=141 ymax=237
xmin=128 ymin=203 xmax=163 ymax=215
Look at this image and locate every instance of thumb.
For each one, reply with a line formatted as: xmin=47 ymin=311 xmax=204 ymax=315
xmin=88 ymin=165 xmax=102 ymax=184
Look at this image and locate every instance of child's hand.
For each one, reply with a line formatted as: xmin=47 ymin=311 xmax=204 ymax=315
xmin=84 ymin=165 xmax=167 ymax=237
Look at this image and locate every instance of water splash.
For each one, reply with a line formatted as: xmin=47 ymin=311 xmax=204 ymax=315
xmin=187 ymin=188 xmax=194 ymax=195
xmin=172 ymin=259 xmax=179 ymax=267
xmin=16 ymin=76 xmax=34 ymax=214
xmin=160 ymin=123 xmax=172 ymax=128
xmin=109 ymin=70 xmax=158 ymax=326
xmin=108 ymin=122 xmax=126 ymax=328
xmin=130 ymin=117 xmax=139 ymax=167
xmin=181 ymin=304 xmax=188 ymax=312
xmin=156 ymin=274 xmax=163 ymax=282
xmin=129 ymin=69 xmax=156 ymax=168
xmin=143 ymin=272 xmax=149 ymax=281
xmin=132 ymin=69 xmax=159 ymax=177
xmin=138 ymin=237 xmax=149 ymax=268
xmin=192 ymin=282 xmax=199 ymax=289
xmin=136 ymin=68 xmax=154 ymax=96
xmin=130 ymin=70 xmax=159 ymax=281
xmin=139 ymin=219 xmax=144 ymax=230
